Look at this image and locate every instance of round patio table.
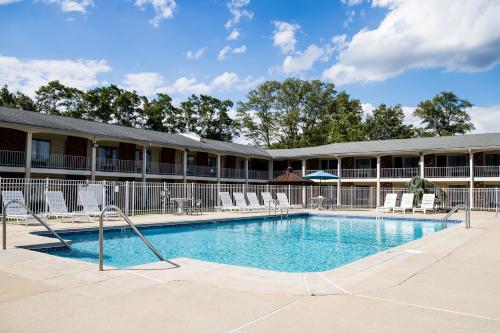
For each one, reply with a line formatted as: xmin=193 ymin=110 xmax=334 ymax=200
xmin=171 ymin=198 xmax=191 ymax=215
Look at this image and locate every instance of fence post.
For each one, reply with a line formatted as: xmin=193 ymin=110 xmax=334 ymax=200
xmin=125 ymin=181 xmax=129 ymax=216
xmin=44 ymin=178 xmax=49 ymax=213
xmin=131 ymin=181 xmax=135 ymax=216
xmin=101 ymin=180 xmax=106 ymax=208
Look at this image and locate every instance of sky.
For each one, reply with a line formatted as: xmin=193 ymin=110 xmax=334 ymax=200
xmin=1 ymin=0 xmax=500 ymax=135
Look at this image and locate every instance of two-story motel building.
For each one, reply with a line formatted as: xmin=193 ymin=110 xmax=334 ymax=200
xmin=1 ymin=107 xmax=500 ymax=207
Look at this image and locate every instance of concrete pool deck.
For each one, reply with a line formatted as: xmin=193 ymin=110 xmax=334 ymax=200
xmin=0 ymin=210 xmax=499 ymax=332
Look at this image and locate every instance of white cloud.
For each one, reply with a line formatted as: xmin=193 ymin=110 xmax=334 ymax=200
xmin=469 ymin=105 xmax=500 ymax=134
xmin=227 ymin=29 xmax=240 ymax=41
xmin=135 ymin=0 xmax=176 ymax=27
xmin=186 ymin=47 xmax=206 ymax=60
xmin=323 ymin=0 xmax=500 ymax=85
xmin=225 ymin=0 xmax=253 ymax=30
xmin=0 ymin=55 xmax=110 ymax=96
xmin=0 ymin=0 xmax=21 ymax=5
xmin=217 ymin=45 xmax=246 ymax=60
xmin=217 ymin=46 xmax=232 ymax=61
xmin=40 ymin=0 xmax=94 ymax=13
xmin=282 ymin=44 xmax=324 ymax=74
xmin=343 ymin=10 xmax=356 ymax=28
xmin=341 ymin=0 xmax=364 ymax=5
xmin=272 ymin=21 xmax=300 ymax=54
xmin=233 ymin=45 xmax=247 ymax=54
xmin=122 ymin=72 xmax=165 ymax=96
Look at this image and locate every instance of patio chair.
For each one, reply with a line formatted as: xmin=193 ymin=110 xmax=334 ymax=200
xmin=45 ymin=191 xmax=87 ymax=223
xmin=188 ymin=198 xmax=203 ymax=215
xmin=261 ymin=192 xmax=277 ymax=211
xmin=1 ymin=191 xmax=47 ymax=226
xmin=247 ymin=192 xmax=266 ymax=210
xmin=233 ymin=192 xmax=258 ymax=211
xmin=393 ymin=193 xmax=415 ymax=214
xmin=413 ymin=193 xmax=436 ymax=214
xmin=216 ymin=192 xmax=240 ymax=212
xmin=276 ymin=192 xmax=303 ymax=210
xmin=78 ymin=191 xmax=119 ymax=220
xmin=376 ymin=193 xmax=398 ymax=213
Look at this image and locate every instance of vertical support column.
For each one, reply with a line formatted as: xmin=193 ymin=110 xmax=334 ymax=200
xmin=216 ymin=154 xmax=221 ymax=206
xmin=125 ymin=181 xmax=129 ymax=216
xmin=301 ymin=159 xmax=307 ymax=206
xmin=301 ymin=159 xmax=306 ymax=177
xmin=142 ymin=146 xmax=147 ymax=183
xmin=91 ymin=141 xmax=97 ymax=181
xmin=25 ymin=132 xmax=32 ymax=179
xmin=469 ymin=149 xmax=474 ymax=209
xmin=244 ymin=158 xmax=249 ymax=185
xmin=268 ymin=160 xmax=274 ymax=180
xmin=376 ymin=156 xmax=381 ymax=206
xmin=183 ymin=150 xmax=188 ymax=183
xmin=337 ymin=157 xmax=342 ymax=206
xmin=420 ymin=153 xmax=425 ymax=179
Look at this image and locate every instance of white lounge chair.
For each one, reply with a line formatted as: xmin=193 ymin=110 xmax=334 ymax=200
xmin=1 ymin=191 xmax=46 ymax=226
xmin=78 ymin=191 xmax=119 ymax=220
xmin=233 ymin=192 xmax=253 ymax=211
xmin=217 ymin=192 xmax=240 ymax=212
xmin=376 ymin=193 xmax=398 ymax=213
xmin=276 ymin=192 xmax=303 ymax=210
xmin=413 ymin=193 xmax=436 ymax=214
xmin=247 ymin=192 xmax=266 ymax=210
xmin=261 ymin=192 xmax=276 ymax=210
xmin=46 ymin=191 xmax=87 ymax=223
xmin=393 ymin=193 xmax=415 ymax=214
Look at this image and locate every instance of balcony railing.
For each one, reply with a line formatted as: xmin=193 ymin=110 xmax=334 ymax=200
xmin=221 ymin=168 xmax=245 ymax=179
xmin=31 ymin=153 xmax=89 ymax=170
xmin=148 ymin=162 xmax=182 ymax=175
xmin=381 ymin=167 xmax=419 ymax=179
xmin=0 ymin=150 xmax=25 ymax=167
xmin=96 ymin=158 xmax=143 ymax=173
xmin=425 ymin=166 xmax=470 ymax=178
xmin=341 ymin=168 xmax=377 ymax=179
xmin=474 ymin=166 xmax=500 ymax=178
xmin=187 ymin=165 xmax=217 ymax=177
xmin=249 ymin=169 xmax=269 ymax=180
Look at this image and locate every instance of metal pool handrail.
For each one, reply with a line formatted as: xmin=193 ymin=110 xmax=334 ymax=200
xmin=441 ymin=204 xmax=471 ymax=229
xmin=98 ymin=205 xmax=178 ymax=271
xmin=2 ymin=199 xmax=71 ymax=250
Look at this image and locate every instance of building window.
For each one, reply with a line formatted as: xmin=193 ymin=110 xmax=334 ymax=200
xmin=98 ymin=146 xmax=117 ymax=160
xmin=320 ymin=159 xmax=337 ymax=170
xmin=485 ymin=154 xmax=500 ymax=166
xmin=208 ymin=157 xmax=217 ymax=168
xmin=187 ymin=155 xmax=196 ymax=166
xmin=355 ymin=158 xmax=371 ymax=169
xmin=447 ymin=155 xmax=468 ymax=167
xmin=135 ymin=149 xmax=151 ymax=162
xmin=32 ymin=139 xmax=50 ymax=157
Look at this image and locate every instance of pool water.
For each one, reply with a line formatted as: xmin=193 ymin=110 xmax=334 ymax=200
xmin=40 ymin=214 xmax=454 ymax=272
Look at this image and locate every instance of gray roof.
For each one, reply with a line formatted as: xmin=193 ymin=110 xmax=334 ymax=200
xmin=267 ymin=134 xmax=500 ymax=159
xmin=2 ymin=107 xmax=499 ymax=160
xmin=0 ymin=107 xmax=270 ymax=158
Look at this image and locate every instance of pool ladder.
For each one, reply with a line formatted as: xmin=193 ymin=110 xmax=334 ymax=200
xmin=99 ymin=205 xmax=179 ymax=271
xmin=2 ymin=199 xmax=71 ymax=250
xmin=440 ymin=204 xmax=471 ymax=229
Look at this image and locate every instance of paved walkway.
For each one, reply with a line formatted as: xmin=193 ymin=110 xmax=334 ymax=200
xmin=0 ymin=210 xmax=499 ymax=332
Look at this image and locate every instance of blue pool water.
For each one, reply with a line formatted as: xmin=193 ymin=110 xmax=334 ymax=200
xmin=39 ymin=214 xmax=455 ymax=272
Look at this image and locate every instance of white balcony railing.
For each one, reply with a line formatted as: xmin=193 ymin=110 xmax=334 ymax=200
xmin=381 ymin=167 xmax=419 ymax=179
xmin=249 ymin=169 xmax=269 ymax=180
xmin=187 ymin=165 xmax=217 ymax=177
xmin=424 ymin=166 xmax=470 ymax=178
xmin=0 ymin=150 xmax=25 ymax=167
xmin=31 ymin=153 xmax=89 ymax=170
xmin=474 ymin=166 xmax=500 ymax=178
xmin=221 ymin=168 xmax=245 ymax=179
xmin=96 ymin=158 xmax=143 ymax=173
xmin=341 ymin=168 xmax=377 ymax=179
xmin=148 ymin=162 xmax=183 ymax=175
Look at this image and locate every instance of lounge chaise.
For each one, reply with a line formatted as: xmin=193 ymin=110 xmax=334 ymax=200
xmin=376 ymin=193 xmax=398 ymax=213
xmin=413 ymin=193 xmax=436 ymax=214
xmin=393 ymin=193 xmax=415 ymax=214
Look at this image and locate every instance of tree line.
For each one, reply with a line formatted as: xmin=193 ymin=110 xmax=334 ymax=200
xmin=0 ymin=78 xmax=475 ymax=148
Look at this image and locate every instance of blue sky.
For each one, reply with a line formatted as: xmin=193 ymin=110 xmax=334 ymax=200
xmin=1 ymin=0 xmax=500 ymax=132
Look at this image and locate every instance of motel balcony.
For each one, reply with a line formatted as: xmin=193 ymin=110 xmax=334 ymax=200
xmin=0 ymin=150 xmax=25 ymax=167
xmin=31 ymin=153 xmax=90 ymax=171
xmin=424 ymin=166 xmax=470 ymax=178
xmin=341 ymin=168 xmax=377 ymax=179
xmin=380 ymin=167 xmax=420 ymax=179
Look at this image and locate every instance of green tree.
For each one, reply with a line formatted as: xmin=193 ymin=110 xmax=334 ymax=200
xmin=326 ymin=92 xmax=365 ymax=143
xmin=35 ymin=81 xmax=86 ymax=117
xmin=180 ymin=95 xmax=240 ymax=141
xmin=365 ymin=104 xmax=415 ymax=140
xmin=414 ymin=92 xmax=474 ymax=136
xmin=406 ymin=176 xmax=446 ymax=206
xmin=0 ymin=85 xmax=37 ymax=111
xmin=142 ymin=93 xmax=184 ymax=132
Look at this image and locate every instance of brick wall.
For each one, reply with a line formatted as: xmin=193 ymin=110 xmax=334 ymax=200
xmin=118 ymin=143 xmax=136 ymax=160
xmin=160 ymin=148 xmax=176 ymax=164
xmin=225 ymin=156 xmax=236 ymax=169
xmin=196 ymin=152 xmax=208 ymax=166
xmin=0 ymin=128 xmax=26 ymax=151
xmin=65 ymin=136 xmax=88 ymax=156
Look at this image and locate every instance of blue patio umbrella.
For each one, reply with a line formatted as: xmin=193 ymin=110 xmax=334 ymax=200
xmin=303 ymin=170 xmax=339 ymax=186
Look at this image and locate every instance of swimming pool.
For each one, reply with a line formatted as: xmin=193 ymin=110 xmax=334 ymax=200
xmin=37 ymin=214 xmax=457 ymax=272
